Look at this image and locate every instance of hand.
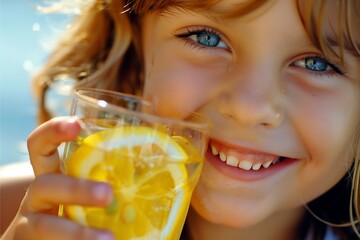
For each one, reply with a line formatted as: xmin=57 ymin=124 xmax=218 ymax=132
xmin=2 ymin=117 xmax=114 ymax=240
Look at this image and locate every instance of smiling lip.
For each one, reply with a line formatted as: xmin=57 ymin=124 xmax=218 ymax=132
xmin=206 ymin=140 xmax=298 ymax=181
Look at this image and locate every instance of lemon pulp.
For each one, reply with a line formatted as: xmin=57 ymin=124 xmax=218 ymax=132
xmin=63 ymin=126 xmax=196 ymax=240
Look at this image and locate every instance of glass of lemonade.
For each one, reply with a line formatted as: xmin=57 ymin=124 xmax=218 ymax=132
xmin=59 ymin=88 xmax=210 ymax=240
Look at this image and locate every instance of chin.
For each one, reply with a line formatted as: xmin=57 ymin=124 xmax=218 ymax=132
xmin=190 ymin=184 xmax=271 ymax=229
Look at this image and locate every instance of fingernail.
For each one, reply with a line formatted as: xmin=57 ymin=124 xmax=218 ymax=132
xmin=67 ymin=116 xmax=78 ymax=123
xmin=97 ymin=232 xmax=115 ymax=240
xmin=93 ymin=183 xmax=112 ymax=202
xmin=59 ymin=117 xmax=77 ymax=132
xmin=58 ymin=121 xmax=69 ymax=133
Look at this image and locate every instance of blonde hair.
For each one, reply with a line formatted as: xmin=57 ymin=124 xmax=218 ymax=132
xmin=33 ymin=0 xmax=141 ymax=122
xmin=33 ymin=0 xmax=360 ymax=238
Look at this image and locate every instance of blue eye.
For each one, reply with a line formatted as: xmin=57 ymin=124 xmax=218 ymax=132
xmin=189 ymin=32 xmax=221 ymax=47
xmin=293 ymin=56 xmax=343 ymax=74
xmin=304 ymin=57 xmax=330 ymax=71
xmin=176 ymin=27 xmax=228 ymax=49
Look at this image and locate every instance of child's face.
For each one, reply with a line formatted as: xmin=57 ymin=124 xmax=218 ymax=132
xmin=141 ymin=0 xmax=360 ymax=227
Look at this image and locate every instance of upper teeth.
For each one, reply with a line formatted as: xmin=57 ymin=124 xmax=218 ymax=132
xmin=211 ymin=145 xmax=275 ymax=171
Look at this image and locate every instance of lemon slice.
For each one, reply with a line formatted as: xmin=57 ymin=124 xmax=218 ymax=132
xmin=64 ymin=126 xmax=190 ymax=240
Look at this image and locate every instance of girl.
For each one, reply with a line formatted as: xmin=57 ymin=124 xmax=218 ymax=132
xmin=2 ymin=0 xmax=360 ymax=239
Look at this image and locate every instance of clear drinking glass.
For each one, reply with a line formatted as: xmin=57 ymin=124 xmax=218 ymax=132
xmin=59 ymin=88 xmax=210 ymax=240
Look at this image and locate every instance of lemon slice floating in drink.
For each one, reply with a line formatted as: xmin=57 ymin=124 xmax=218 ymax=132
xmin=63 ymin=126 xmax=191 ymax=240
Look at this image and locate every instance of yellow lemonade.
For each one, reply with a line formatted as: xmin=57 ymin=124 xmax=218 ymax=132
xmin=59 ymin=124 xmax=203 ymax=240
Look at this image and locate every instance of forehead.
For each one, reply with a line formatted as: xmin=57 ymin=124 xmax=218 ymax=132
xmin=131 ymin=0 xmax=270 ymax=16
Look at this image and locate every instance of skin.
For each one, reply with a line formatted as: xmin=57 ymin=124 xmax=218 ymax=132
xmin=3 ymin=118 xmax=115 ymax=240
xmin=2 ymin=0 xmax=359 ymax=239
xmin=142 ymin=0 xmax=360 ymax=239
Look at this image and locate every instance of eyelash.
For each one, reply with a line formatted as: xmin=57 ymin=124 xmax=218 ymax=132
xmin=291 ymin=55 xmax=346 ymax=76
xmin=174 ymin=26 xmax=228 ymax=50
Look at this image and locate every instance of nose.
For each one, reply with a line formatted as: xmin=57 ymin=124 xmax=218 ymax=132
xmin=217 ymin=70 xmax=285 ymax=129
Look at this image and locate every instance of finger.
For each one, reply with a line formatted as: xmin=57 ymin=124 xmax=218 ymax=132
xmin=22 ymin=174 xmax=113 ymax=214
xmin=15 ymin=213 xmax=114 ymax=240
xmin=27 ymin=117 xmax=81 ymax=176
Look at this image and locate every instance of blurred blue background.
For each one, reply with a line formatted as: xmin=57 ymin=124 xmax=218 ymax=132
xmin=0 ymin=1 xmax=71 ymax=166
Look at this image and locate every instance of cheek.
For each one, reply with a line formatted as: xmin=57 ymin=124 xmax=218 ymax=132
xmin=285 ymin=73 xmax=360 ymax=166
xmin=143 ymin=52 xmax=225 ymax=118
xmin=292 ymin=91 xmax=359 ymax=166
xmin=286 ymin=83 xmax=360 ymax=202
